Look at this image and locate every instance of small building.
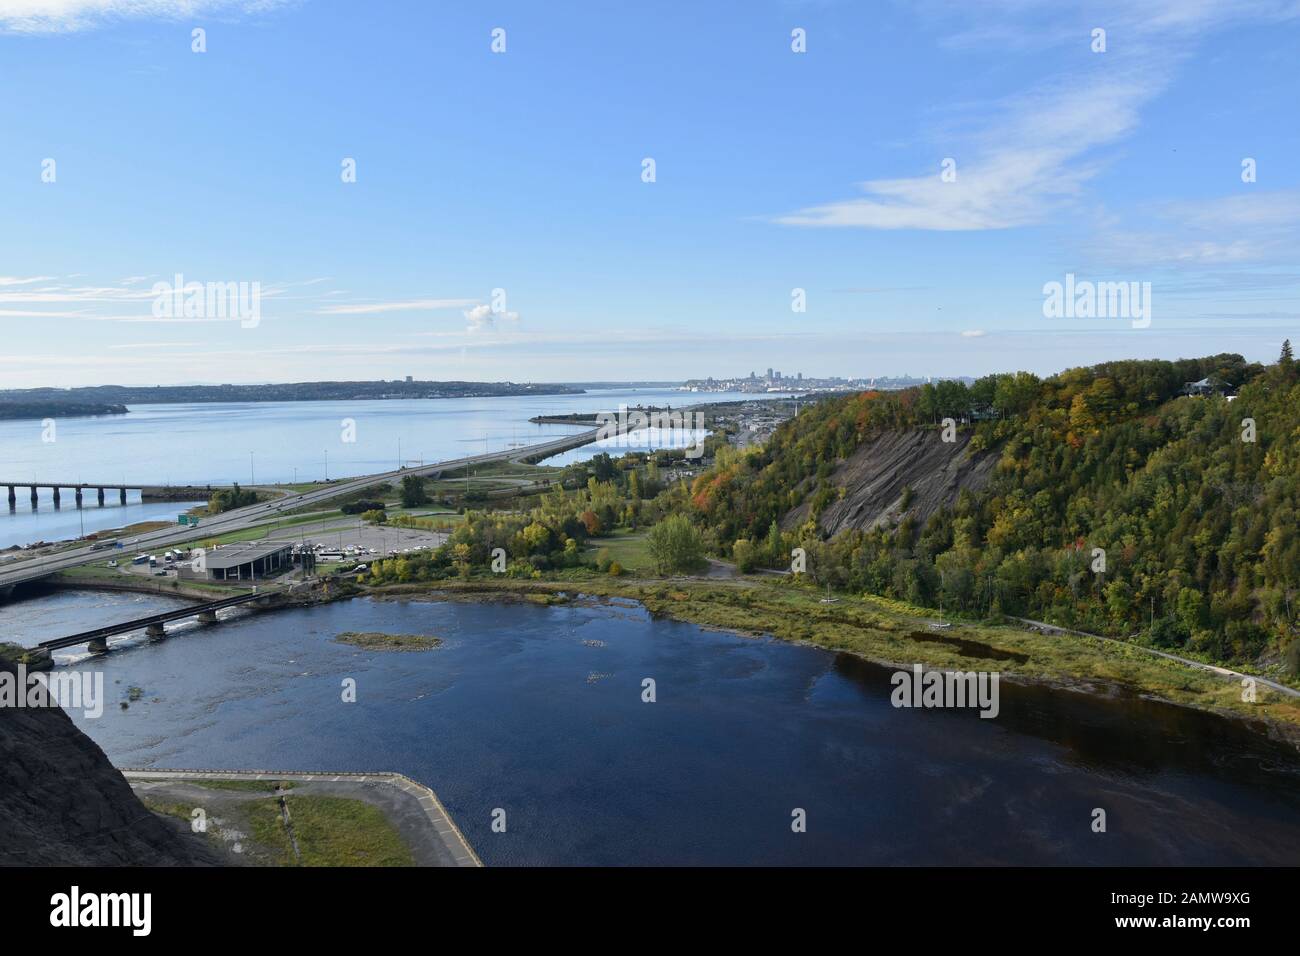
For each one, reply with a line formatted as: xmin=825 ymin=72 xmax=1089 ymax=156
xmin=1182 ymin=376 xmax=1236 ymax=398
xmin=200 ymin=542 xmax=293 ymax=582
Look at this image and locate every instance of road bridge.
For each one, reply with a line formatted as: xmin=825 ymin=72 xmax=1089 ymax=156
xmin=0 ymin=419 xmax=637 ymax=595
xmin=2 ymin=482 xmax=141 ymax=509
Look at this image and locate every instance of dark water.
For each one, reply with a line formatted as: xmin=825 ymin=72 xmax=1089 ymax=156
xmin=5 ymin=590 xmax=1299 ymax=865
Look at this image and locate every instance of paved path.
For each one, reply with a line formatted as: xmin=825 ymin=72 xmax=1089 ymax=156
xmin=1008 ymin=616 xmax=1300 ymax=699
xmin=123 ymin=768 xmax=481 ymax=867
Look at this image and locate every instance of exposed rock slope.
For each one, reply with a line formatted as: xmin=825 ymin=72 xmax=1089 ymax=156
xmin=786 ymin=429 xmax=997 ymax=535
xmin=0 ymin=660 xmax=216 ymax=866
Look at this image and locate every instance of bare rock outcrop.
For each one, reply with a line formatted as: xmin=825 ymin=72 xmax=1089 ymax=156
xmin=786 ymin=429 xmax=997 ymax=535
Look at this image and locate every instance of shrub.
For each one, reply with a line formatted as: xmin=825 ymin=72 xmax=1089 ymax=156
xmin=647 ymin=514 xmax=706 ymax=575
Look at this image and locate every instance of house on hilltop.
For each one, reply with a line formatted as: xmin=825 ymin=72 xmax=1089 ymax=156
xmin=1181 ymin=376 xmax=1237 ymax=398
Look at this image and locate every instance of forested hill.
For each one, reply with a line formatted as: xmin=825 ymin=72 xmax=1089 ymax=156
xmin=688 ymin=348 xmax=1300 ymax=671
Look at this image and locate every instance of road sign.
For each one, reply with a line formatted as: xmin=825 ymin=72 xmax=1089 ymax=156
xmin=178 ymin=515 xmax=189 ymax=525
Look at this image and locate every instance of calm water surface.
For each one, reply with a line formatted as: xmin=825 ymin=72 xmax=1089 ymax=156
xmin=4 ymin=589 xmax=1298 ymax=866
xmin=0 ymin=388 xmax=769 ymax=548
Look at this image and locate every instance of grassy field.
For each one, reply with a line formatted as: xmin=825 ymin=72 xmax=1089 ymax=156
xmin=395 ymin=575 xmax=1300 ymax=734
xmin=585 ymin=529 xmax=653 ymax=573
xmin=247 ymin=794 xmax=414 ymax=867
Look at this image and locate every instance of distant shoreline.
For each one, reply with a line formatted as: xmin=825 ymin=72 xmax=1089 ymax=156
xmin=0 ymin=380 xmax=595 ymax=421
xmin=0 ymin=402 xmax=127 ymax=421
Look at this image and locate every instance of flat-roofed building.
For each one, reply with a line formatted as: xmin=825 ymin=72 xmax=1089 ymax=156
xmin=200 ymin=542 xmax=294 ymax=581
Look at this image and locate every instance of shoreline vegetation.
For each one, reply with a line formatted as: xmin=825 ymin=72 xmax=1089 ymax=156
xmin=0 ymin=379 xmax=583 ymax=414
xmin=333 ymin=630 xmax=443 ymax=651
xmin=357 ymin=575 xmax=1300 ymax=746
xmin=0 ymin=401 xmax=127 ymax=420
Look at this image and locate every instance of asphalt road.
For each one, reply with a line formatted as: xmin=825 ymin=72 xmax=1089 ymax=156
xmin=0 ymin=425 xmax=605 ymax=592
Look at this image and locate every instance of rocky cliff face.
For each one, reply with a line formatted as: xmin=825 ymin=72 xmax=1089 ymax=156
xmin=0 ymin=660 xmax=215 ymax=866
xmin=784 ymin=429 xmax=998 ymax=536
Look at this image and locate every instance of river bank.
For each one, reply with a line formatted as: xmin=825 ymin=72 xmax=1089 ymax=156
xmin=14 ymin=583 xmax=1300 ymax=865
xmin=359 ymin=576 xmax=1300 ymax=748
xmin=29 ymin=565 xmax=1300 ymax=747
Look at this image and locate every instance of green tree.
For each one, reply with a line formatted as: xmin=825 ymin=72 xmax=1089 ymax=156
xmin=400 ymin=475 xmax=429 ymax=508
xmin=647 ymin=514 xmax=706 ymax=574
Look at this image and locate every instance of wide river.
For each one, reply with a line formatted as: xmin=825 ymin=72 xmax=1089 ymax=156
xmin=4 ymin=588 xmax=1299 ymax=866
xmin=0 ymin=388 xmax=767 ymax=549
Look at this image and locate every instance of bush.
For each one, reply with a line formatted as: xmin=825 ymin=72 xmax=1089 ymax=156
xmin=342 ymin=499 xmax=386 ymax=515
xmin=1284 ymin=639 xmax=1300 ymax=677
xmin=361 ymin=509 xmax=387 ymax=524
xmin=647 ymin=514 xmax=706 ymax=575
xmin=595 ymin=548 xmax=613 ymax=572
xmin=732 ymin=538 xmax=757 ymax=573
xmin=608 ymin=561 xmax=624 ymax=576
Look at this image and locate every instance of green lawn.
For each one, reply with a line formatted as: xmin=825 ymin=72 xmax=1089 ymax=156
xmin=247 ymin=794 xmax=415 ymax=866
xmin=586 ymin=529 xmax=653 ymax=573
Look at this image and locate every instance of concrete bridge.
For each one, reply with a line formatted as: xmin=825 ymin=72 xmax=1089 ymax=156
xmin=3 ymin=481 xmax=138 ymax=509
xmin=33 ymin=589 xmax=273 ymax=657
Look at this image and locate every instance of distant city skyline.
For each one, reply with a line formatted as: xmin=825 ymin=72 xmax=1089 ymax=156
xmin=3 ymin=0 xmax=1299 ymax=387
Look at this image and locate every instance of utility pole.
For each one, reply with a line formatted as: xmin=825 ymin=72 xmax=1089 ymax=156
xmin=250 ymin=451 xmax=255 ymax=486
xmin=324 ymin=449 xmax=329 ymax=481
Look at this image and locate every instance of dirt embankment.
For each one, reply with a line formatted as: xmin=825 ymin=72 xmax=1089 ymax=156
xmin=785 ymin=429 xmax=998 ymax=535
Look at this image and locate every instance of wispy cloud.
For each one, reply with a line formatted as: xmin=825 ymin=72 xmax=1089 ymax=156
xmin=314 ymin=298 xmax=477 ymax=316
xmin=1084 ymin=191 xmax=1300 ymax=268
xmin=776 ymin=68 xmax=1162 ymax=231
xmin=0 ymin=0 xmax=295 ymax=34
xmin=777 ymin=0 xmax=1300 ymax=232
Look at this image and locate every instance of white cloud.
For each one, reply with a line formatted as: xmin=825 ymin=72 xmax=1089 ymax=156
xmin=1084 ymin=191 xmax=1300 ymax=268
xmin=961 ymin=330 xmax=986 ymax=338
xmin=315 ymin=298 xmax=477 ymax=316
xmin=776 ymin=70 xmax=1161 ymax=231
xmin=463 ymin=303 xmax=520 ymax=333
xmin=0 ymin=275 xmax=55 ymax=286
xmin=777 ymin=0 xmax=1299 ymax=232
xmin=0 ymin=0 xmax=293 ymax=34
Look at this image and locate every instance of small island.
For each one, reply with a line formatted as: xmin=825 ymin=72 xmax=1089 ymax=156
xmin=334 ymin=631 xmax=443 ymax=652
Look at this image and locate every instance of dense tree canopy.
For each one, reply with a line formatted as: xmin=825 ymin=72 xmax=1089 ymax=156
xmin=684 ymin=353 xmax=1297 ymax=668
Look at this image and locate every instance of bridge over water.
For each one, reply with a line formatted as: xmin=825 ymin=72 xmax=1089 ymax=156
xmin=35 ymin=589 xmax=273 ymax=656
xmin=0 ymin=417 xmax=652 ymax=596
xmin=2 ymin=481 xmax=139 ymax=508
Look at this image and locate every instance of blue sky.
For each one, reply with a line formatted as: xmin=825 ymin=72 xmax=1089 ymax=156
xmin=2 ymin=0 xmax=1299 ymax=387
